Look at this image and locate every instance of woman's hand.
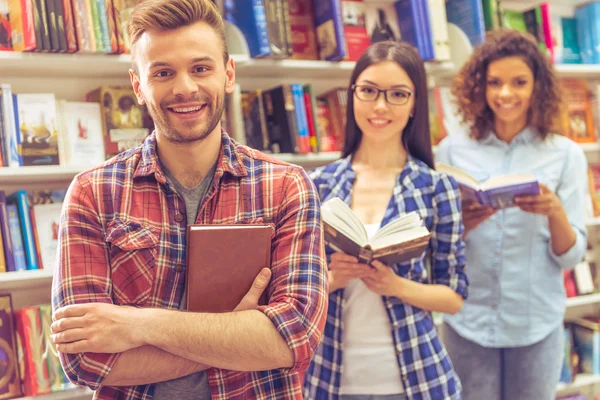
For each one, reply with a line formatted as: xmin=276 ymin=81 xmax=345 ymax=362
xmin=361 ymin=260 xmax=402 ymax=297
xmin=462 ymin=201 xmax=496 ymax=237
xmin=514 ymin=183 xmax=563 ymax=217
xmin=328 ymin=252 xmax=372 ymax=293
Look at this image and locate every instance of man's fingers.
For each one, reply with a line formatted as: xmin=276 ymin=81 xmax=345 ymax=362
xmin=52 ymin=328 xmax=88 ymax=345
xmin=234 ymin=268 xmax=271 ymax=312
xmin=330 ymin=253 xmax=358 ymax=263
xmin=56 ymin=340 xmax=92 ymax=354
xmin=51 ymin=316 xmax=87 ymax=334
xmin=53 ymin=305 xmax=89 ymax=321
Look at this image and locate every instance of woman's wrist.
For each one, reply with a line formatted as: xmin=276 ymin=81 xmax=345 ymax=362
xmin=393 ymin=275 xmax=407 ymax=301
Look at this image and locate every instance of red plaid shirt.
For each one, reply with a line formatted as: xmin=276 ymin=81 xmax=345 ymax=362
xmin=52 ymin=131 xmax=328 ymax=399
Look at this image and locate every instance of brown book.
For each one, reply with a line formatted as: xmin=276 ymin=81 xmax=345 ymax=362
xmin=185 ymin=224 xmax=272 ymax=313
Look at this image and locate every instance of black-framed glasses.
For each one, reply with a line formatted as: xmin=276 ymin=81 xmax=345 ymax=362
xmin=351 ymin=84 xmax=412 ymax=105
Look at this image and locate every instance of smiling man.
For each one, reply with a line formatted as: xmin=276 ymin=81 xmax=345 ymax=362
xmin=50 ymin=0 xmax=328 ymax=399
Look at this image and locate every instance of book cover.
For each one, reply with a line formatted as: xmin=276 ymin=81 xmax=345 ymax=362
xmin=111 ymin=0 xmax=125 ymax=53
xmin=426 ymin=0 xmax=451 ymax=61
xmin=288 ymin=0 xmax=319 ymax=60
xmin=481 ymin=0 xmax=501 ymax=31
xmin=71 ymin=0 xmax=93 ymax=52
xmin=445 ymin=0 xmax=486 ymax=47
xmin=30 ymin=190 xmax=66 ymax=274
xmin=34 ymin=0 xmax=51 ymax=50
xmin=523 ymin=7 xmax=548 ymax=54
xmin=319 ymin=88 xmax=347 ymax=151
xmin=8 ymin=190 xmax=39 ymax=271
xmin=0 ymin=0 xmax=12 ymax=50
xmin=0 ymin=295 xmax=22 ymax=399
xmin=30 ymin=0 xmax=43 ymax=51
xmin=0 ymin=85 xmax=20 ymax=167
xmin=321 ymin=197 xmax=430 ymax=265
xmin=263 ymin=0 xmax=287 ymax=58
xmin=185 ymin=224 xmax=272 ymax=312
xmin=104 ymin=0 xmax=120 ymax=53
xmin=571 ymin=318 xmax=600 ymax=375
xmin=554 ymin=17 xmax=581 ymax=65
xmin=58 ymin=101 xmax=106 ymax=166
xmin=0 ymin=192 xmax=14 ymax=273
xmin=6 ymin=205 xmax=26 ymax=272
xmin=394 ymin=0 xmax=426 ymax=59
xmin=291 ymin=83 xmax=310 ymax=154
xmin=302 ymin=84 xmax=320 ymax=153
xmin=561 ymin=79 xmax=596 ymax=143
xmin=61 ymin=0 xmax=77 ymax=52
xmin=95 ymin=0 xmax=111 ymax=52
xmin=315 ymin=98 xmax=338 ymax=152
xmin=88 ymin=0 xmax=104 ymax=52
xmin=53 ymin=0 xmax=68 ymax=51
xmin=241 ymin=90 xmax=269 ymax=151
xmin=15 ymin=93 xmax=60 ymax=166
xmin=436 ymin=162 xmax=541 ymax=209
xmin=119 ymin=0 xmax=136 ymax=53
xmin=314 ymin=0 xmax=346 ymax=61
xmin=224 ymin=0 xmax=271 ymax=58
xmin=559 ymin=325 xmax=576 ymax=383
xmin=340 ymin=0 xmax=370 ymax=62
xmin=262 ymin=84 xmax=298 ymax=153
xmin=7 ymin=0 xmax=37 ymax=52
xmin=574 ymin=7 xmax=592 ymax=64
xmin=15 ymin=307 xmax=50 ymax=396
xmin=501 ymin=9 xmax=526 ymax=32
xmin=539 ymin=3 xmax=554 ymax=62
xmin=45 ymin=0 xmax=60 ymax=51
xmin=39 ymin=304 xmax=73 ymax=392
xmin=86 ymin=86 xmax=152 ymax=158
xmin=364 ymin=2 xmax=400 ymax=43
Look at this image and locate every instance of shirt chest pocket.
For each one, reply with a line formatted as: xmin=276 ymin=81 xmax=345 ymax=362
xmin=106 ymin=220 xmax=158 ymax=306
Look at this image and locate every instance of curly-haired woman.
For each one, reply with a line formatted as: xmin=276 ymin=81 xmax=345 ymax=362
xmin=436 ymin=29 xmax=588 ymax=400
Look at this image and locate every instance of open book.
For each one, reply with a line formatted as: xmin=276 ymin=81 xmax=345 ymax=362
xmin=436 ymin=162 xmax=540 ymax=209
xmin=321 ymin=198 xmax=430 ymax=265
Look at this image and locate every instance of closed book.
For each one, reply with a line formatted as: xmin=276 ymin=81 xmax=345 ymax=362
xmin=0 ymin=192 xmax=14 ymax=273
xmin=314 ymin=0 xmax=346 ymax=61
xmin=15 ymin=307 xmax=50 ymax=396
xmin=288 ymin=0 xmax=319 ymax=60
xmin=8 ymin=190 xmax=39 ymax=271
xmin=185 ymin=224 xmax=272 ymax=313
xmin=0 ymin=295 xmax=22 ymax=399
xmin=6 ymin=205 xmax=26 ymax=272
xmin=262 ymin=84 xmax=298 ymax=153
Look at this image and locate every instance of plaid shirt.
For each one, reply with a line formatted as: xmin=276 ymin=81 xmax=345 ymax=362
xmin=52 ymin=131 xmax=328 ymax=400
xmin=303 ymin=155 xmax=468 ymax=400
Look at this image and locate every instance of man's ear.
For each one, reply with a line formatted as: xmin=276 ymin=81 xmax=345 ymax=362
xmin=225 ymin=57 xmax=236 ymax=94
xmin=129 ymin=69 xmax=145 ymax=105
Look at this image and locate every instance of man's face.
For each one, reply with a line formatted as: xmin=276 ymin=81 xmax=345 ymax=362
xmin=130 ymin=21 xmax=235 ymax=144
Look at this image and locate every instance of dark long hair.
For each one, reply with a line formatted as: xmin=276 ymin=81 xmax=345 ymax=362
xmin=342 ymin=41 xmax=434 ymax=169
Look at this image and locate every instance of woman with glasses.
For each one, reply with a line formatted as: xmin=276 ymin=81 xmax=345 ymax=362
xmin=303 ymin=40 xmax=468 ymax=400
xmin=437 ymin=30 xmax=587 ymax=400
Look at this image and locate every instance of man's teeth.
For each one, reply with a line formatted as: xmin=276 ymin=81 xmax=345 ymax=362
xmin=173 ymin=105 xmax=202 ymax=113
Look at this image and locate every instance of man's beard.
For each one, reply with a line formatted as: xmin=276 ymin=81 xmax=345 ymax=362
xmin=149 ymin=87 xmax=226 ymax=144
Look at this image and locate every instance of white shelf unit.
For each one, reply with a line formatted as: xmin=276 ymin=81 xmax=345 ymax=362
xmin=18 ymin=388 xmax=93 ymax=400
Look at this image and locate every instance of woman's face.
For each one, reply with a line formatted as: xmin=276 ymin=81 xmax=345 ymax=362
xmin=485 ymin=56 xmax=534 ymax=129
xmin=353 ymin=61 xmax=415 ymax=146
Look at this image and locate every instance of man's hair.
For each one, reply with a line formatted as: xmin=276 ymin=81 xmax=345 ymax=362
xmin=128 ymin=0 xmax=229 ymax=71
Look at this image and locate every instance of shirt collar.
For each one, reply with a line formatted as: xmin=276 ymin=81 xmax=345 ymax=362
xmin=481 ymin=126 xmax=539 ymax=147
xmin=133 ymin=129 xmax=248 ymax=183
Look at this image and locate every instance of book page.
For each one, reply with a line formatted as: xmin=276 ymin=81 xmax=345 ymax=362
xmin=371 ymin=211 xmax=422 ymax=242
xmin=435 ymin=162 xmax=479 ymax=188
xmin=480 ymin=173 xmax=537 ymax=190
xmin=370 ymin=226 xmax=430 ymax=251
xmin=321 ymin=197 xmax=368 ymax=246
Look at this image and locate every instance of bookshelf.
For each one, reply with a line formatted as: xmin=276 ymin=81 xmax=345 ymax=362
xmin=19 ymin=388 xmax=92 ymax=400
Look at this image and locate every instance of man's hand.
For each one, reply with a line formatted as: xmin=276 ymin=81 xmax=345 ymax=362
xmin=52 ymin=268 xmax=272 ymax=354
xmin=328 ymin=252 xmax=372 ymax=293
xmin=514 ymin=183 xmax=563 ymax=218
xmin=462 ymin=201 xmax=496 ymax=237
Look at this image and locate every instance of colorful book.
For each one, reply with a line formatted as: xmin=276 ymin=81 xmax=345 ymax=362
xmin=30 ymin=190 xmax=66 ymax=274
xmin=561 ymin=79 xmax=596 ymax=143
xmin=0 ymin=295 xmax=22 ymax=399
xmin=8 ymin=190 xmax=39 ymax=271
xmin=288 ymin=0 xmax=319 ymax=60
xmin=553 ymin=17 xmax=581 ymax=64
xmin=0 ymin=191 xmax=14 ymax=273
xmin=291 ymin=83 xmax=310 ymax=154
xmin=445 ymin=0 xmax=485 ymax=47
xmin=314 ymin=0 xmax=346 ymax=61
xmin=0 ymin=0 xmax=12 ymax=50
xmin=61 ymin=0 xmax=78 ymax=52
xmin=15 ymin=307 xmax=51 ymax=396
xmin=572 ymin=317 xmax=600 ymax=375
xmin=58 ymin=100 xmax=105 ymax=166
xmin=224 ymin=0 xmax=271 ymax=58
xmin=436 ymin=162 xmax=541 ymax=209
xmin=7 ymin=0 xmax=37 ymax=51
xmin=262 ymin=84 xmax=299 ymax=153
xmin=340 ymin=0 xmax=371 ymax=61
xmin=39 ymin=304 xmax=74 ymax=392
xmin=6 ymin=204 xmax=26 ymax=272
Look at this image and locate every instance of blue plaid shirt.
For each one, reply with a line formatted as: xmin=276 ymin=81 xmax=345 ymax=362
xmin=303 ymin=154 xmax=468 ymax=400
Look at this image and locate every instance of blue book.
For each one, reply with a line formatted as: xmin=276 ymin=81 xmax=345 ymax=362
xmin=572 ymin=318 xmax=600 ymax=375
xmin=554 ymin=17 xmax=582 ymax=64
xmin=0 ymin=192 xmax=15 ymax=272
xmin=587 ymin=3 xmax=600 ymax=64
xmin=314 ymin=0 xmax=346 ymax=61
xmin=6 ymin=205 xmax=26 ymax=272
xmin=415 ymin=0 xmax=435 ymax=60
xmin=11 ymin=94 xmax=23 ymax=167
xmin=395 ymin=0 xmax=430 ymax=60
xmin=8 ymin=191 xmax=39 ymax=271
xmin=436 ymin=162 xmax=540 ymax=209
xmin=224 ymin=0 xmax=271 ymax=58
xmin=0 ymin=85 xmax=20 ymax=167
xmin=574 ymin=6 xmax=593 ymax=64
xmin=445 ymin=0 xmax=485 ymax=47
xmin=291 ymin=84 xmax=309 ymax=153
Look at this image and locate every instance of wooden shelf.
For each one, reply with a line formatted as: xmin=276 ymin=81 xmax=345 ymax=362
xmin=579 ymin=142 xmax=600 ymax=152
xmin=557 ymin=373 xmax=600 ymax=393
xmin=18 ymin=387 xmax=92 ymax=400
xmin=0 ymin=269 xmax=54 ymax=291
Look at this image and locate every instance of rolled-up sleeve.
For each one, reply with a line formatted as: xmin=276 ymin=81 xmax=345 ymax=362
xmin=257 ymin=166 xmax=328 ymax=374
xmin=52 ymin=175 xmax=120 ymax=390
xmin=549 ymin=144 xmax=588 ymax=269
xmin=430 ymin=174 xmax=469 ymax=299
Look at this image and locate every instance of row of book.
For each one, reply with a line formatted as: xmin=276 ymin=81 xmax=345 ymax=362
xmin=0 ymin=0 xmax=137 ymax=54
xmin=562 ymin=317 xmax=600 ymax=384
xmin=0 ymin=296 xmax=76 ymax=399
xmin=0 ymin=190 xmax=65 ymax=273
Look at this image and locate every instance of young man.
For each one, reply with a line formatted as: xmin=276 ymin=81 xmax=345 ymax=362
xmin=50 ymin=0 xmax=328 ymax=398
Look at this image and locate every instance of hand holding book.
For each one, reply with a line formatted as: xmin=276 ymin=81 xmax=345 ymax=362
xmin=514 ymin=183 xmax=564 ymax=217
xmin=328 ymin=253 xmax=372 ymax=292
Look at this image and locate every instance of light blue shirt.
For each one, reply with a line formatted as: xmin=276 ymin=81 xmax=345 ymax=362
xmin=437 ymin=127 xmax=588 ymax=347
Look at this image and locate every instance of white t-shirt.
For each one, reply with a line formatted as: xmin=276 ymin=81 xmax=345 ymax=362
xmin=340 ymin=224 xmax=404 ymax=395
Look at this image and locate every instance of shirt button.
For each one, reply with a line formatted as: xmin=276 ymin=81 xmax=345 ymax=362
xmin=174 ymin=214 xmax=184 ymax=222
xmin=402 ymin=374 xmax=408 ymax=381
xmin=175 ymin=265 xmax=183 ymax=273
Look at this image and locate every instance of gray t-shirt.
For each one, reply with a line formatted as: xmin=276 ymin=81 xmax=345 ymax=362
xmin=153 ymin=163 xmax=216 ymax=400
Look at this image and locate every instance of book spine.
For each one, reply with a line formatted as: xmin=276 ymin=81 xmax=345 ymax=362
xmin=291 ymin=83 xmax=310 ymax=153
xmin=1 ymin=85 xmax=20 ymax=167
xmin=87 ymin=0 xmax=103 ymax=52
xmin=16 ymin=307 xmax=51 ymax=396
xmin=9 ymin=191 xmax=39 ymax=270
xmin=303 ymin=88 xmax=318 ymax=152
xmin=0 ymin=1 xmax=12 ymax=51
xmin=0 ymin=214 xmax=5 ymax=273
xmin=104 ymin=0 xmax=118 ymax=53
xmin=224 ymin=0 xmax=270 ymax=58
xmin=280 ymin=0 xmax=293 ymax=56
xmin=0 ymin=192 xmax=15 ymax=273
xmin=0 ymin=89 xmax=7 ymax=166
xmin=53 ymin=0 xmax=67 ymax=51
xmin=61 ymin=0 xmax=77 ymax=51
xmin=36 ymin=0 xmax=51 ymax=50
xmin=29 ymin=200 xmax=44 ymax=270
xmin=111 ymin=0 xmax=124 ymax=53
xmin=12 ymin=94 xmax=23 ymax=167
xmin=39 ymin=304 xmax=68 ymax=392
xmin=45 ymin=0 xmax=60 ymax=51
xmin=6 ymin=204 xmax=26 ymax=272
xmin=314 ymin=0 xmax=346 ymax=61
xmin=31 ymin=0 xmax=44 ymax=51
xmin=95 ymin=0 xmax=111 ymax=52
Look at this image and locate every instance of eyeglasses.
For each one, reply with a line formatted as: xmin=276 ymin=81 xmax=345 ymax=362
xmin=351 ymin=84 xmax=412 ymax=106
